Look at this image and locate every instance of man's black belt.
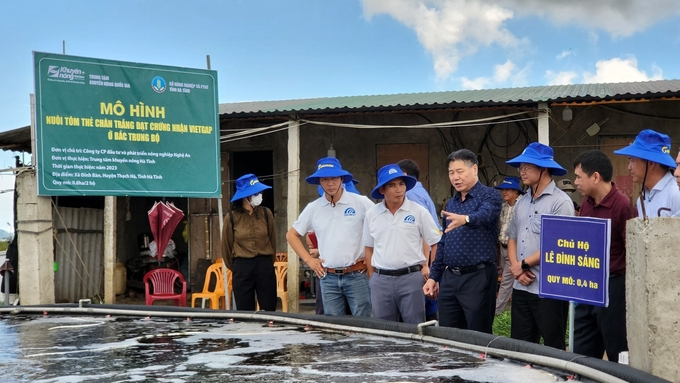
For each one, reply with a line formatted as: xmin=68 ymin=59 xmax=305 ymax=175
xmin=375 ymin=264 xmax=422 ymax=276
xmin=449 ymin=263 xmax=489 ymax=276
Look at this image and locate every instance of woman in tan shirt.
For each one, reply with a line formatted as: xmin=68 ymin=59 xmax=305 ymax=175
xmin=222 ymin=174 xmax=277 ymax=311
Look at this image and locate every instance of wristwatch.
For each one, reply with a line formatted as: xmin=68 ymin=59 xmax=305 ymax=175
xmin=464 ymin=215 xmax=470 ymax=224
xmin=521 ymin=259 xmax=530 ymax=271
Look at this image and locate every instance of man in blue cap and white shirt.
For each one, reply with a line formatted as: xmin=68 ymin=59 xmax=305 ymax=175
xmin=397 ymin=158 xmax=442 ymax=321
xmin=614 ymin=129 xmax=680 ymax=218
xmin=363 ymin=164 xmax=442 ymax=324
xmin=317 ymin=179 xmax=360 ymax=198
xmin=506 ymin=142 xmax=574 ymax=350
xmin=311 ymin=178 xmax=361 ymax=315
xmin=494 ymin=176 xmax=524 ymax=315
xmin=286 ymin=157 xmax=375 ymax=317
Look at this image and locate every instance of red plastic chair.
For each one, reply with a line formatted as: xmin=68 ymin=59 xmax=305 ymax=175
xmin=143 ymin=268 xmax=187 ymax=306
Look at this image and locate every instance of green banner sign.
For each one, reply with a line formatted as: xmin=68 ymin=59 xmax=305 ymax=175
xmin=34 ymin=52 xmax=221 ymax=197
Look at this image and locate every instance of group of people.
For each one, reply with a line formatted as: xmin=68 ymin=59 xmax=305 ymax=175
xmin=286 ymin=157 xmax=442 ymax=322
xmin=221 ymin=127 xmax=680 ymax=364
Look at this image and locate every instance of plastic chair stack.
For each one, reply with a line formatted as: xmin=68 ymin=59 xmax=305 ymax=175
xmin=255 ymin=252 xmax=288 ymax=312
xmin=275 ymin=252 xmax=288 ymax=262
xmin=191 ymin=259 xmax=229 ymax=309
xmin=275 ymin=260 xmax=288 ymax=312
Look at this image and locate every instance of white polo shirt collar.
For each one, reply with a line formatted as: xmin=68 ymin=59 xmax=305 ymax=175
xmin=319 ymin=188 xmax=351 ymax=207
xmin=376 ymin=196 xmax=410 ymax=214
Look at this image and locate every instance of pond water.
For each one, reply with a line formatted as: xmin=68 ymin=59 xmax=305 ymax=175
xmin=0 ymin=315 xmax=591 ymax=382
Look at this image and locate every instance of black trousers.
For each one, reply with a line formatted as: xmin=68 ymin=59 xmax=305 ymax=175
xmin=511 ymin=289 xmax=568 ymax=350
xmin=573 ymin=275 xmax=628 ymax=362
xmin=438 ymin=263 xmax=497 ymax=333
xmin=232 ymin=256 xmax=277 ymax=311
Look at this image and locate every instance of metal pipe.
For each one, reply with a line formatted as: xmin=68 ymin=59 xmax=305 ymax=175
xmin=416 ymin=319 xmax=438 ymax=335
xmin=204 ymin=217 xmax=210 ymax=259
xmin=3 ymin=272 xmax=9 ymax=305
xmin=1 ymin=259 xmax=13 ymax=306
xmin=569 ymin=301 xmax=575 ymax=352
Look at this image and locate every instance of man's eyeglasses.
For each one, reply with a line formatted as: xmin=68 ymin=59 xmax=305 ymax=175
xmin=517 ymin=165 xmax=537 ymax=173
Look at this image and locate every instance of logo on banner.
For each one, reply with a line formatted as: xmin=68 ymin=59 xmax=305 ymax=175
xmin=151 ymin=76 xmax=167 ymax=93
xmin=47 ymin=66 xmax=60 ymax=78
xmin=47 ymin=65 xmax=85 ymax=83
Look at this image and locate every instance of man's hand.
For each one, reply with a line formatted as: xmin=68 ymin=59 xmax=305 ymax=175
xmin=430 ymin=282 xmax=440 ymax=300
xmin=441 ymin=211 xmax=467 ymax=233
xmin=517 ymin=270 xmax=535 ymax=286
xmin=510 ymin=261 xmax=524 ymax=278
xmin=309 ymin=248 xmax=319 ymax=258
xmin=421 ymin=265 xmax=430 ymax=281
xmin=305 ymin=257 xmax=325 ymax=278
xmin=288 ymin=228 xmax=326 ymax=278
xmin=356 ymin=258 xmax=368 ymax=274
xmin=423 ymin=278 xmax=438 ymax=299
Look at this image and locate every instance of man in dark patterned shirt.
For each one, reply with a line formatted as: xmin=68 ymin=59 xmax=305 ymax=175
xmin=423 ymin=149 xmax=502 ymax=333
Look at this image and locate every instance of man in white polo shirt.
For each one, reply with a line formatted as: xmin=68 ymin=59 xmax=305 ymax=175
xmin=286 ymin=157 xmax=375 ymax=316
xmin=364 ymin=164 xmax=442 ymax=324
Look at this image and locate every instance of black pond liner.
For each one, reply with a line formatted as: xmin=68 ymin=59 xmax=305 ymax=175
xmin=0 ymin=303 xmax=670 ymax=383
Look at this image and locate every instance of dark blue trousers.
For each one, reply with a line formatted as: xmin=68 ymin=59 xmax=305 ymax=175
xmin=573 ymin=275 xmax=627 ymax=362
xmin=511 ymin=289 xmax=568 ymax=350
xmin=438 ymin=263 xmax=497 ymax=333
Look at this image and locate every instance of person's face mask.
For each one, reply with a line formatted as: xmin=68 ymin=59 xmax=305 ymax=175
xmin=249 ymin=193 xmax=263 ymax=207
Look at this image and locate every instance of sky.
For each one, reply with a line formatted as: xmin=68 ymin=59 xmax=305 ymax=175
xmin=2 ymin=0 xmax=680 ymax=230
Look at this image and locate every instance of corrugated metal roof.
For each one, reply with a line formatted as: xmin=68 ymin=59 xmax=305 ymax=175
xmin=4 ymin=80 xmax=680 ymax=152
xmin=219 ymin=79 xmax=680 ymax=116
xmin=0 ymin=125 xmax=31 ymax=152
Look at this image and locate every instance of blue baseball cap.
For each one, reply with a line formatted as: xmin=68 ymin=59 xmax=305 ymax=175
xmin=318 ymin=179 xmax=360 ymax=196
xmin=494 ymin=176 xmax=525 ymax=194
xmin=305 ymin=157 xmax=353 ymax=185
xmin=613 ymin=129 xmax=676 ymax=169
xmin=230 ymin=174 xmax=271 ymax=202
xmin=371 ymin=164 xmax=416 ymax=200
xmin=506 ymin=142 xmax=568 ymax=176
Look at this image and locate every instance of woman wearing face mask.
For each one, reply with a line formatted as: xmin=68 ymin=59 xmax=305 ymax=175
xmin=222 ymin=174 xmax=277 ymax=311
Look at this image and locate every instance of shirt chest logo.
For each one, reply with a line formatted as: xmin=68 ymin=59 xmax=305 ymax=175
xmin=344 ymin=207 xmax=356 ymax=217
xmin=403 ymin=215 xmax=416 ymax=224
